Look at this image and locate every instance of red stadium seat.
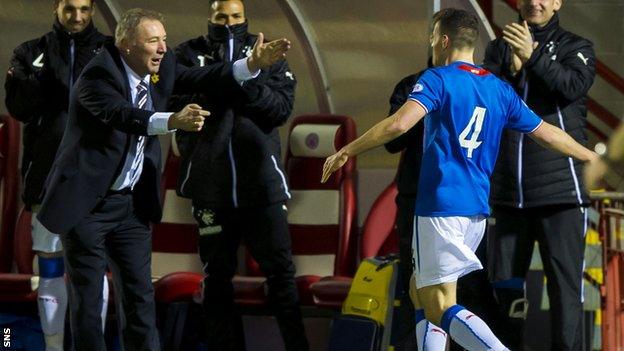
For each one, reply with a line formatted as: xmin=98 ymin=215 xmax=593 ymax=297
xmin=233 ymin=114 xmax=359 ymax=306
xmin=311 ymin=182 xmax=399 ymax=309
xmin=0 ymin=208 xmax=37 ymax=302
xmin=152 ymin=139 xmax=204 ymax=304
xmin=0 ymin=115 xmax=21 ymax=273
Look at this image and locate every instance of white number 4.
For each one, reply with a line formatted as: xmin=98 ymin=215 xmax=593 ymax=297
xmin=458 ymin=107 xmax=486 ymax=158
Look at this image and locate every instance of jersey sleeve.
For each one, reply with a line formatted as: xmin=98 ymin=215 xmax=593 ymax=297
xmin=408 ymin=69 xmax=443 ymax=114
xmin=505 ymin=84 xmax=543 ymax=133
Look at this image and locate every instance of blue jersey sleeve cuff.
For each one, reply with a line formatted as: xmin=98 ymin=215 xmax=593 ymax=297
xmin=408 ymin=97 xmax=430 ymax=114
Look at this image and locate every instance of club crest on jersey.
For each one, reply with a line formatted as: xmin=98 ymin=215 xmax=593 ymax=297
xmin=198 ymin=209 xmax=215 ymax=226
xmin=412 ymin=83 xmax=424 ymax=92
xmin=151 ymin=74 xmax=159 ymax=84
xmin=243 ymin=45 xmax=253 ymax=57
xmin=546 ymin=41 xmax=557 ymax=54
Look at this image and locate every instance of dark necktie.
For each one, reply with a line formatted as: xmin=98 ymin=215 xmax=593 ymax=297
xmin=129 ymin=81 xmax=148 ymax=188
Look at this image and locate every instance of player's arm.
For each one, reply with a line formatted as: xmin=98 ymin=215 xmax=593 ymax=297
xmin=5 ymin=43 xmax=44 ymax=122
xmin=385 ymin=75 xmax=417 ymax=153
xmin=321 ymin=100 xmax=426 ymax=183
xmin=528 ymin=122 xmax=597 ymax=162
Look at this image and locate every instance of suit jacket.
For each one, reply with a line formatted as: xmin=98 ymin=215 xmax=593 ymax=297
xmin=38 ymin=43 xmax=240 ymax=234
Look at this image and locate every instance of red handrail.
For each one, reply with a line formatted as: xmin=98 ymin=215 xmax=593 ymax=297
xmin=587 ymin=97 xmax=620 ymax=129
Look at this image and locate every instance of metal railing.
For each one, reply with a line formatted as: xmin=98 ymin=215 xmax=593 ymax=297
xmin=590 ymin=192 xmax=624 ymax=350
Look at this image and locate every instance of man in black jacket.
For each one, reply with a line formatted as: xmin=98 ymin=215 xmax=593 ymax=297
xmin=172 ymin=1 xmax=307 ymax=350
xmin=483 ymin=0 xmax=595 ymax=349
xmin=4 ymin=1 xmax=111 ymax=348
xmin=37 ymin=7 xmax=289 ymax=350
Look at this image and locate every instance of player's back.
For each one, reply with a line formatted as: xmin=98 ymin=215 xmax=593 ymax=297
xmin=408 ymin=61 xmax=541 ymax=217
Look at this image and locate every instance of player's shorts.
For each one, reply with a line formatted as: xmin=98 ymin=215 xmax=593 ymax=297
xmin=412 ymin=215 xmax=486 ymax=288
xmin=31 ymin=208 xmax=63 ymax=253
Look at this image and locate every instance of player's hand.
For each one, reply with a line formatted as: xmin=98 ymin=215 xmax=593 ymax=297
xmin=510 ymin=52 xmax=523 ymax=75
xmin=169 ymin=104 xmax=210 ymax=132
xmin=246 ymin=32 xmax=291 ymax=72
xmin=321 ymin=149 xmax=349 ymax=183
xmin=503 ymin=21 xmax=538 ymax=64
xmin=584 ymin=156 xmax=609 ymax=191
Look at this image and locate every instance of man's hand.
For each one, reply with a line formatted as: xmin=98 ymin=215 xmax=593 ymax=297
xmin=169 ymin=104 xmax=209 ymax=132
xmin=246 ymin=32 xmax=291 ymax=72
xmin=503 ymin=21 xmax=538 ymax=64
xmin=584 ymin=156 xmax=609 ymax=191
xmin=510 ymin=52 xmax=523 ymax=75
xmin=321 ymin=149 xmax=349 ymax=183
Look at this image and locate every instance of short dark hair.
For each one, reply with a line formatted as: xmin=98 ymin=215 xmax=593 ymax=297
xmin=432 ymin=8 xmax=479 ymax=49
xmin=209 ymin=0 xmax=244 ymax=11
xmin=54 ymin=0 xmax=95 ymax=7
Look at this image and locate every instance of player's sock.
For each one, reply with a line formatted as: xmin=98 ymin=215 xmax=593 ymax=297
xmin=441 ymin=305 xmax=508 ymax=351
xmin=415 ymin=309 xmax=447 ymax=350
xmin=101 ymin=275 xmax=110 ymax=331
xmin=38 ymin=275 xmax=67 ymax=351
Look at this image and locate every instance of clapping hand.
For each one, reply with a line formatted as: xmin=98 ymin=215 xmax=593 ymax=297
xmin=503 ymin=21 xmax=538 ymax=65
xmin=246 ymin=32 xmax=291 ymax=72
xmin=169 ymin=104 xmax=210 ymax=132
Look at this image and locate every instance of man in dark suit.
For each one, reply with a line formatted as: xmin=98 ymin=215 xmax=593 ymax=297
xmin=37 ymin=8 xmax=290 ymax=350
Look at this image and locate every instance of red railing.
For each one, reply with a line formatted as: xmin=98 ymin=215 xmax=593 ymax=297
xmin=592 ymin=193 xmax=624 ymax=351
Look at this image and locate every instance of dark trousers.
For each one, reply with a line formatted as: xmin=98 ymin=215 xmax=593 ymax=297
xmin=61 ymin=193 xmax=159 ymax=351
xmin=393 ymin=194 xmax=417 ymax=350
xmin=193 ymin=202 xmax=309 ymax=351
xmin=488 ymin=205 xmax=587 ymax=350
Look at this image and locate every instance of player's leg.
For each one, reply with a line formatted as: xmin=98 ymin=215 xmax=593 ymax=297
xmin=409 ymin=274 xmax=448 ymax=350
xmin=414 ymin=216 xmax=508 ymax=351
xmin=418 ymin=282 xmax=507 ymax=351
xmin=33 ymin=210 xmax=109 ymax=351
xmin=36 ymin=251 xmax=67 ymax=351
xmin=411 ymin=215 xmax=447 ymax=350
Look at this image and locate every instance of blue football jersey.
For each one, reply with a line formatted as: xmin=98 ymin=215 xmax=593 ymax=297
xmin=408 ymin=61 xmax=542 ymax=217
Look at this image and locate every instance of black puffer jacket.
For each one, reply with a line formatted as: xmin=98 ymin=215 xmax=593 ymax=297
xmin=384 ymin=72 xmax=425 ymax=197
xmin=484 ymin=14 xmax=595 ymax=208
xmin=4 ymin=20 xmax=111 ymax=207
xmin=172 ymin=22 xmax=296 ymax=208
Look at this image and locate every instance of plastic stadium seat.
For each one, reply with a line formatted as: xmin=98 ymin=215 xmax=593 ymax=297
xmin=0 ymin=208 xmax=37 ymax=302
xmin=0 ymin=115 xmax=20 ymax=273
xmin=311 ymin=182 xmax=399 ymax=309
xmin=233 ymin=114 xmax=359 ymax=306
xmin=152 ymin=140 xmax=204 ymax=304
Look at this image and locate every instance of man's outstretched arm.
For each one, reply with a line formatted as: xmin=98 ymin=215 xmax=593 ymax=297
xmin=528 ymin=121 xmax=597 ymax=162
xmin=321 ymin=100 xmax=427 ymax=183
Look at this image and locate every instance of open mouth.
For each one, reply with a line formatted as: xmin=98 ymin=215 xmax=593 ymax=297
xmin=151 ymin=58 xmax=162 ymax=65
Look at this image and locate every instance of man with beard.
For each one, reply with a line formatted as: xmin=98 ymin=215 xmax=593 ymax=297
xmin=173 ymin=1 xmax=306 ymax=350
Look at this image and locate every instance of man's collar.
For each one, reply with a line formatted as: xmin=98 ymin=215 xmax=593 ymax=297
xmin=120 ymin=57 xmax=150 ymax=90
